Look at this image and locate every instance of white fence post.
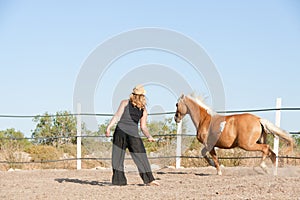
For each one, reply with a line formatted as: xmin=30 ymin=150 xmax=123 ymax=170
xmin=176 ymin=121 xmax=182 ymax=169
xmin=76 ymin=103 xmax=82 ymax=170
xmin=273 ymin=98 xmax=281 ymax=176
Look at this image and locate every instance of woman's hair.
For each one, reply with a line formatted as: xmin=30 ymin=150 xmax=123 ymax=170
xmin=129 ymin=93 xmax=146 ymax=110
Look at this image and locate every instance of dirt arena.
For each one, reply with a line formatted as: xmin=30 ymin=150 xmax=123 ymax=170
xmin=1 ymin=166 xmax=299 ymax=200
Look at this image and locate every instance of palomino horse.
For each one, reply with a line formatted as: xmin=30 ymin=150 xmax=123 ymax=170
xmin=174 ymin=94 xmax=294 ymax=175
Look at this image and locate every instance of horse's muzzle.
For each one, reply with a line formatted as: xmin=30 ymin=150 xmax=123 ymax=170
xmin=174 ymin=116 xmax=180 ymax=123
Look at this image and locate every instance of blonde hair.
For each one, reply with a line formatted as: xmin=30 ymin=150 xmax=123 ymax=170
xmin=130 ymin=93 xmax=146 ymax=110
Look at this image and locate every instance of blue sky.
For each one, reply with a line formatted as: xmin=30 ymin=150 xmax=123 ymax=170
xmin=0 ymin=1 xmax=300 ymax=137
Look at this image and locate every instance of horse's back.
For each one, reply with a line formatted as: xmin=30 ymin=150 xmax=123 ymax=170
xmin=215 ymin=113 xmax=261 ymax=148
xmin=227 ymin=113 xmax=260 ymax=120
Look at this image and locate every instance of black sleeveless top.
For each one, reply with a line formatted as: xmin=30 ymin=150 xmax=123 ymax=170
xmin=117 ymin=101 xmax=144 ymax=136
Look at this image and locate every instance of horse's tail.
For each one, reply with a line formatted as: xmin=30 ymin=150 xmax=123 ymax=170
xmin=260 ymin=118 xmax=295 ymax=153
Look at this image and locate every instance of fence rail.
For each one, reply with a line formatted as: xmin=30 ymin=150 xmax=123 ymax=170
xmin=0 ymin=131 xmax=299 ymax=141
xmin=0 ymin=151 xmax=299 ymax=167
xmin=1 ymin=104 xmax=300 ymax=170
xmin=0 ymin=107 xmax=300 ymax=118
xmin=1 ymin=155 xmax=300 ymax=165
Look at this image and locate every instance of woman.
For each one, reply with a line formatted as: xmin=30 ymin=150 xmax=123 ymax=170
xmin=105 ymin=84 xmax=159 ymax=186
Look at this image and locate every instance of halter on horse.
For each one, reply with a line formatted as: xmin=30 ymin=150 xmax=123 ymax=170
xmin=174 ymin=94 xmax=294 ymax=175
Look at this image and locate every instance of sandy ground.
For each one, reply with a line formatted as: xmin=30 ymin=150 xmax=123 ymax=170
xmin=0 ymin=166 xmax=300 ymax=200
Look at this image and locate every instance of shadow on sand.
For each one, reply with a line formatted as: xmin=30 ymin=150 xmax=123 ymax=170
xmin=156 ymin=171 xmax=211 ymax=176
xmin=55 ymin=178 xmax=112 ymax=186
xmin=54 ymin=178 xmax=149 ymax=187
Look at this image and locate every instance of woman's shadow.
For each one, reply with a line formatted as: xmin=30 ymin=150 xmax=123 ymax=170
xmin=55 ymin=178 xmax=111 ymax=186
xmin=54 ymin=178 xmax=148 ymax=186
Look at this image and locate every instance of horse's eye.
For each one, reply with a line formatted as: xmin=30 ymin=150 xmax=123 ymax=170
xmin=176 ymin=103 xmax=178 ymax=107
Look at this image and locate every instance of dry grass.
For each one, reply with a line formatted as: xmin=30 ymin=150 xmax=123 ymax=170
xmin=1 ymin=135 xmax=299 ymax=171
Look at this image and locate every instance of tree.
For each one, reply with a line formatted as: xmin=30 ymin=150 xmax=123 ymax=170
xmin=32 ymin=111 xmax=77 ymax=146
xmin=0 ymin=128 xmax=25 ymax=140
xmin=0 ymin=128 xmax=30 ymax=150
xmin=147 ymin=117 xmax=184 ymax=136
xmin=32 ymin=112 xmax=53 ymax=145
xmin=53 ymin=111 xmax=77 ymax=144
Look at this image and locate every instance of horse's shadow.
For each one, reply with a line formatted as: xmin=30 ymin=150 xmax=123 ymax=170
xmin=55 ymin=178 xmax=111 ymax=186
xmin=194 ymin=173 xmax=211 ymax=177
xmin=156 ymin=171 xmax=211 ymax=177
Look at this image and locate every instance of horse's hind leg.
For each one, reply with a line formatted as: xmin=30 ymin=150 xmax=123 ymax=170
xmin=242 ymin=143 xmax=271 ymax=173
xmin=256 ymin=133 xmax=276 ymax=169
xmin=209 ymin=148 xmax=222 ymax=175
xmin=268 ymin=148 xmax=276 ymax=165
xmin=257 ymin=144 xmax=276 ymax=171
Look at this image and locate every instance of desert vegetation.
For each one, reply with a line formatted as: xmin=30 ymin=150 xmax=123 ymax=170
xmin=0 ymin=111 xmax=299 ymax=171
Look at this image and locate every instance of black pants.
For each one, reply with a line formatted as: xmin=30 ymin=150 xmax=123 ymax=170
xmin=112 ymin=127 xmax=155 ymax=185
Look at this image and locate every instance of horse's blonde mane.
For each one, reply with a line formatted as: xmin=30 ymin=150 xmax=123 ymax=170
xmin=186 ymin=94 xmax=216 ymax=116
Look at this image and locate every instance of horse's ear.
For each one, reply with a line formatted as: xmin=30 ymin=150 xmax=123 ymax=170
xmin=177 ymin=94 xmax=185 ymax=102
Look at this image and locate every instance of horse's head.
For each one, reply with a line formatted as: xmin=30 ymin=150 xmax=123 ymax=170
xmin=174 ymin=94 xmax=188 ymax=123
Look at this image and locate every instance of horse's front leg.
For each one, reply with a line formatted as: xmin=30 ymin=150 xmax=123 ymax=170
xmin=201 ymin=147 xmax=215 ymax=167
xmin=209 ymin=148 xmax=222 ymax=175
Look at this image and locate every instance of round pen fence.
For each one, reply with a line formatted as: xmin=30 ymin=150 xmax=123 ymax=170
xmin=0 ymin=101 xmax=300 ymax=174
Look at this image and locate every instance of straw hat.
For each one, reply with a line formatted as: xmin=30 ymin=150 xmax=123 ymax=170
xmin=132 ymin=84 xmax=146 ymax=95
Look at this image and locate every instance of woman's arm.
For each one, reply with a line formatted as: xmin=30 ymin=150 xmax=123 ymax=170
xmin=105 ymin=100 xmax=128 ymax=137
xmin=140 ymin=109 xmax=155 ymax=142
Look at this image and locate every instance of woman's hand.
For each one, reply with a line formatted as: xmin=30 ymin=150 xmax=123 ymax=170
xmin=105 ymin=127 xmax=110 ymax=137
xmin=147 ymin=136 xmax=155 ymax=142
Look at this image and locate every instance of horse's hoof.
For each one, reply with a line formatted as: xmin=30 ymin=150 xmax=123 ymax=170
xmin=260 ymin=162 xmax=267 ymax=168
xmin=260 ymin=163 xmax=269 ymax=174
xmin=217 ymin=171 xmax=222 ymax=175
